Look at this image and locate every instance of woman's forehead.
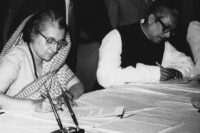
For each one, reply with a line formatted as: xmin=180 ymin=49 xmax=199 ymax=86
xmin=41 ymin=21 xmax=59 ymax=30
xmin=43 ymin=25 xmax=65 ymax=39
xmin=43 ymin=22 xmax=64 ymax=31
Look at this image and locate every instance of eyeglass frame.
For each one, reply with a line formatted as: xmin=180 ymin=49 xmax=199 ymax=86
xmin=38 ymin=31 xmax=68 ymax=49
xmin=156 ymin=17 xmax=176 ymax=36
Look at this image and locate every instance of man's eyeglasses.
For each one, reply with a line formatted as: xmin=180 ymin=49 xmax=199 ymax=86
xmin=156 ymin=17 xmax=175 ymax=35
xmin=38 ymin=31 xmax=67 ymax=48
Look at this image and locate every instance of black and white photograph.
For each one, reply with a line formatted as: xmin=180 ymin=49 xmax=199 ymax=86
xmin=0 ymin=0 xmax=200 ymax=133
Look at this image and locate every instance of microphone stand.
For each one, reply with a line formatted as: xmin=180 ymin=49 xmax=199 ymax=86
xmin=44 ymin=83 xmax=69 ymax=133
xmin=58 ymin=82 xmax=84 ymax=133
xmin=43 ymin=77 xmax=84 ymax=133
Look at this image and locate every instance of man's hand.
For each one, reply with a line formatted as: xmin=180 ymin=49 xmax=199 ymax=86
xmin=160 ymin=67 xmax=183 ymax=81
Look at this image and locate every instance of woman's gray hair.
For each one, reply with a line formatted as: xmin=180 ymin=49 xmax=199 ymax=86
xmin=23 ymin=9 xmax=67 ymax=43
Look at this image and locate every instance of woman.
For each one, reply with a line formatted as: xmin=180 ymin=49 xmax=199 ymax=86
xmin=0 ymin=10 xmax=84 ymax=112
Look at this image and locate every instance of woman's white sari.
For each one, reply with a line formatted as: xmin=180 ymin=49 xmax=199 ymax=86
xmin=0 ymin=15 xmax=75 ymax=100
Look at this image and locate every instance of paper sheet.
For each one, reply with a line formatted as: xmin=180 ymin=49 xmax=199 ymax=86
xmin=62 ymin=106 xmax=125 ymax=119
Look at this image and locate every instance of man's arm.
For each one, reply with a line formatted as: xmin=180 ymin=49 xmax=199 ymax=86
xmin=97 ymin=29 xmax=161 ymax=88
xmin=187 ymin=21 xmax=200 ymax=77
xmin=161 ymin=41 xmax=195 ymax=78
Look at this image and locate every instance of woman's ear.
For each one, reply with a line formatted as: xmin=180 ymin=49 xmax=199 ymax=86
xmin=148 ymin=14 xmax=156 ymax=25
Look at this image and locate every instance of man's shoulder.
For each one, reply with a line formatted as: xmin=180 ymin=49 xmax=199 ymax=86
xmin=104 ymin=29 xmax=121 ymax=39
xmin=117 ymin=21 xmax=140 ymax=32
xmin=116 ymin=22 xmax=141 ymax=38
xmin=116 ymin=21 xmax=143 ymax=41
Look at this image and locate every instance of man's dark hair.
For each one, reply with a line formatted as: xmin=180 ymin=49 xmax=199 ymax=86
xmin=144 ymin=0 xmax=179 ymax=24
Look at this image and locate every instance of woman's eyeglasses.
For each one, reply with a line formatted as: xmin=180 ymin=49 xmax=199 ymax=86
xmin=38 ymin=31 xmax=68 ymax=48
xmin=156 ymin=17 xmax=175 ymax=36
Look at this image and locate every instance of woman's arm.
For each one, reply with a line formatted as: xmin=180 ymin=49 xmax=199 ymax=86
xmin=0 ymin=48 xmax=51 ymax=112
xmin=57 ymin=65 xmax=84 ymax=100
xmin=0 ymin=48 xmax=31 ymax=111
xmin=68 ymin=82 xmax=84 ymax=100
xmin=0 ymin=93 xmax=54 ymax=112
xmin=0 ymin=93 xmax=35 ymax=111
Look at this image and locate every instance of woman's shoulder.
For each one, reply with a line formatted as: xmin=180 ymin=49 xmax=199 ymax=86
xmin=8 ymin=44 xmax=28 ymax=55
xmin=3 ymin=44 xmax=29 ymax=61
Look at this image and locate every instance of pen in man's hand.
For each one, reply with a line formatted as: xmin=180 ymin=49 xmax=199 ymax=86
xmin=156 ymin=62 xmax=176 ymax=80
xmin=156 ymin=62 xmax=163 ymax=68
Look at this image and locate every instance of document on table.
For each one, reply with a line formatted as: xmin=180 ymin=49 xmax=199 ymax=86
xmin=0 ymin=105 xmax=125 ymax=133
xmin=124 ymin=81 xmax=200 ymax=94
xmin=1 ymin=105 xmax=125 ymax=122
xmin=62 ymin=106 xmax=125 ymax=119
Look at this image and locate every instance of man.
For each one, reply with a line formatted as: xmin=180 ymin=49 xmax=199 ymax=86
xmin=187 ymin=21 xmax=200 ymax=77
xmin=97 ymin=1 xmax=194 ymax=88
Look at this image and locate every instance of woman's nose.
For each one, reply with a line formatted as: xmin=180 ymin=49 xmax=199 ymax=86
xmin=51 ymin=44 xmax=59 ymax=53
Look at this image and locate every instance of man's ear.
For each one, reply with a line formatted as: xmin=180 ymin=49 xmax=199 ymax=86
xmin=148 ymin=14 xmax=156 ymax=24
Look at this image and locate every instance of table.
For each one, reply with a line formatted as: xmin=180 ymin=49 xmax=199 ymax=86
xmin=1 ymin=82 xmax=200 ymax=133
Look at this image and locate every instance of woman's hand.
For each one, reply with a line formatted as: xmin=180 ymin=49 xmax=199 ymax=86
xmin=34 ymin=99 xmax=51 ymax=112
xmin=56 ymin=94 xmax=77 ymax=108
xmin=34 ymin=98 xmax=63 ymax=113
